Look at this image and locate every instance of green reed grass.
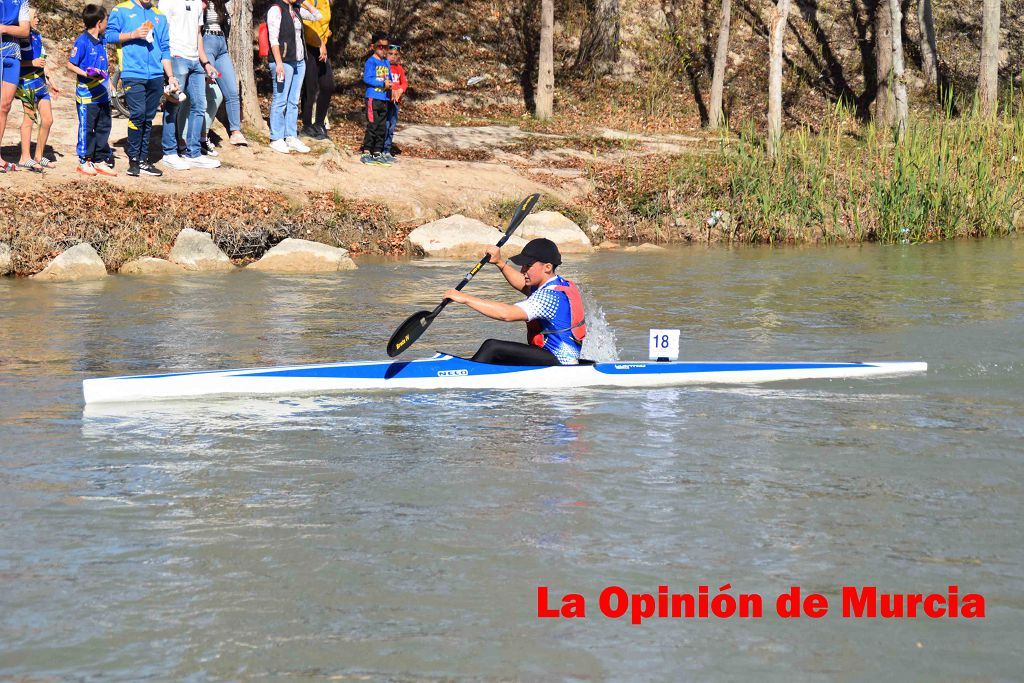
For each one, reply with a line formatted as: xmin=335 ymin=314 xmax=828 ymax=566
xmin=690 ymin=102 xmax=1023 ymax=244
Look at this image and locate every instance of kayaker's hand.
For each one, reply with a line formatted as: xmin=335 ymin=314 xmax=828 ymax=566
xmin=484 ymin=246 xmax=501 ymax=265
xmin=443 ymin=289 xmax=467 ymax=304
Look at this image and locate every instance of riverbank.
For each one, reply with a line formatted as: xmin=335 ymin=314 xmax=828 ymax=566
xmin=3 ymin=46 xmax=1021 ymax=276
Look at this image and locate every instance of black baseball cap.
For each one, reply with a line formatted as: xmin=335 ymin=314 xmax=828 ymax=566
xmin=510 ymin=238 xmax=561 ymax=267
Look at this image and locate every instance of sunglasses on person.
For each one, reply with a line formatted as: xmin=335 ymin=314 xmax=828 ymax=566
xmin=388 ymin=44 xmax=401 ymax=50
xmin=374 ymin=42 xmax=388 ymax=49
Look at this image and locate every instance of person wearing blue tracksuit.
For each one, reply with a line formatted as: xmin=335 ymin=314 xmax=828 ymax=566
xmin=105 ymin=0 xmax=175 ymax=176
xmin=66 ymin=4 xmax=115 ymax=176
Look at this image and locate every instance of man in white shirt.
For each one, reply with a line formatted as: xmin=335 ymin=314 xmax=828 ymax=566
xmin=160 ymin=0 xmax=220 ymax=169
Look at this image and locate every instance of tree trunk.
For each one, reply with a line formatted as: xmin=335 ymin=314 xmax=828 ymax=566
xmin=874 ymin=0 xmax=894 ymax=128
xmin=767 ymin=0 xmax=791 ymax=159
xmin=872 ymin=0 xmax=897 ymax=127
xmin=574 ymin=0 xmax=619 ymax=78
xmin=978 ymin=0 xmax=1001 ymax=117
xmin=535 ymin=0 xmax=554 ymax=119
xmin=917 ymin=0 xmax=939 ymax=89
xmin=708 ymin=0 xmax=731 ymax=130
xmin=229 ymin=0 xmax=269 ymax=135
xmin=889 ymin=0 xmax=908 ymax=140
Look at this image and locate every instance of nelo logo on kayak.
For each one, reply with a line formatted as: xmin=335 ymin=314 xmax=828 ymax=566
xmin=614 ymin=364 xmax=647 ymax=370
xmin=438 ymin=369 xmax=470 ymax=377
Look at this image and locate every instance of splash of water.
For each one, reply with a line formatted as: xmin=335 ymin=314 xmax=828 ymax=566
xmin=579 ymin=288 xmax=620 ymax=362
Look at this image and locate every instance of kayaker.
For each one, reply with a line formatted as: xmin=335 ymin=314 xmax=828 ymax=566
xmin=443 ymin=238 xmax=587 ymax=366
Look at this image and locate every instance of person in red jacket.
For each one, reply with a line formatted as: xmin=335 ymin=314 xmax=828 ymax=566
xmin=381 ymin=43 xmax=406 ymax=162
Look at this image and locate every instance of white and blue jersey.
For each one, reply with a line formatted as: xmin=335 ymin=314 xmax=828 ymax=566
xmin=515 ymin=275 xmax=583 ymax=365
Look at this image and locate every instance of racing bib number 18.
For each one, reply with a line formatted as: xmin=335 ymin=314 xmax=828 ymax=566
xmin=648 ymin=329 xmax=680 ymax=361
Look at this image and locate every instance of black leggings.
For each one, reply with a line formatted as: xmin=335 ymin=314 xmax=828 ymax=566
xmin=471 ymin=339 xmax=560 ymax=366
xmin=301 ymin=54 xmax=334 ymax=128
xmin=361 ymin=98 xmax=389 ymax=153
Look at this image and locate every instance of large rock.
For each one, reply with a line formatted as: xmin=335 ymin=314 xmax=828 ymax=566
xmin=119 ymin=257 xmax=187 ymax=275
xmin=517 ymin=211 xmax=593 ymax=253
xmin=406 ymin=214 xmax=527 ymax=258
xmin=168 ymin=228 xmax=234 ymax=271
xmin=623 ymin=243 xmax=667 ymax=253
xmin=0 ymin=242 xmax=11 ymax=275
xmin=31 ymin=243 xmax=107 ymax=281
xmin=248 ymin=238 xmax=357 ymax=273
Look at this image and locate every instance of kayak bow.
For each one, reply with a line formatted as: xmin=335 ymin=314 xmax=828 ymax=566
xmin=82 ymin=354 xmax=927 ymax=404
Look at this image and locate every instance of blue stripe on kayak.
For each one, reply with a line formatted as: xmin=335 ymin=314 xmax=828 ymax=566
xmin=244 ymin=357 xmax=535 ymax=379
xmin=101 ymin=357 xmax=877 ymax=382
xmin=592 ymin=362 xmax=870 ymax=375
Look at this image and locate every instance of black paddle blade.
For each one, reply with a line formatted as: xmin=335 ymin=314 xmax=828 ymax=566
xmin=386 ymin=310 xmax=432 ymax=357
xmin=505 ymin=193 xmax=541 ymax=238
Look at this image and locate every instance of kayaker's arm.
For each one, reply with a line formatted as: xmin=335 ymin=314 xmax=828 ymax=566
xmin=484 ymin=246 xmax=528 ymax=294
xmin=443 ymin=290 xmax=528 ymax=322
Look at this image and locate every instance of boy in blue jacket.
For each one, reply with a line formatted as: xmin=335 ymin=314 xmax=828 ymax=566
xmin=105 ymin=0 xmax=175 ymax=177
xmin=360 ymin=31 xmax=391 ymax=165
xmin=66 ymin=4 xmax=115 ymax=176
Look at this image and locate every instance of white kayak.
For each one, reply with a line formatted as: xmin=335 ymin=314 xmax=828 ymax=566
xmin=82 ymin=354 xmax=927 ymax=404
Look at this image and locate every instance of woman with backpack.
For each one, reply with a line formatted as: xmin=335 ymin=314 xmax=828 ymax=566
xmin=265 ymin=0 xmax=321 ymax=154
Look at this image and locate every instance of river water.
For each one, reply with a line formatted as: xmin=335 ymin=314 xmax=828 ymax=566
xmin=1 ymin=240 xmax=1022 ymax=679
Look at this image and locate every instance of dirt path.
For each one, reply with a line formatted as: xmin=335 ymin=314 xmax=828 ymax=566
xmin=1 ymin=42 xmax=707 ymax=223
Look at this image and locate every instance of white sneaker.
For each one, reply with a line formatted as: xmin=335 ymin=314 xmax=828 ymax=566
xmin=189 ymin=154 xmax=221 ymax=169
xmin=161 ymin=154 xmax=192 ymax=170
xmin=285 ymin=136 xmax=310 ymax=153
xmin=269 ymin=139 xmax=290 ymax=154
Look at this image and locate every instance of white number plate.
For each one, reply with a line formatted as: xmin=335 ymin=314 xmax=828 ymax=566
xmin=648 ymin=329 xmax=680 ymax=361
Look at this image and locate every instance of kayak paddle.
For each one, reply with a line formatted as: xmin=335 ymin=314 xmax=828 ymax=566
xmin=386 ymin=192 xmax=542 ymax=357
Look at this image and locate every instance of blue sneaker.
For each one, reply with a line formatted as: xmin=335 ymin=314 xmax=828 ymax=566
xmin=382 ymin=152 xmax=397 ymax=163
xmin=360 ymin=153 xmax=374 ymax=164
xmin=372 ymin=152 xmax=392 ymax=166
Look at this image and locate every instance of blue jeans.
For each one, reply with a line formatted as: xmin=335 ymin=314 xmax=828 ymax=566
xmin=176 ymin=80 xmax=223 ymax=144
xmin=268 ymin=59 xmax=304 ymax=141
xmin=162 ymin=57 xmax=207 ymax=158
xmin=383 ymin=101 xmax=399 ymax=153
xmin=202 ymin=33 xmax=240 ymax=133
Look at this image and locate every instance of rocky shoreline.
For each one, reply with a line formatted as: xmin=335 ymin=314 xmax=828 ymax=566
xmin=0 ymin=204 xmax=651 ymax=282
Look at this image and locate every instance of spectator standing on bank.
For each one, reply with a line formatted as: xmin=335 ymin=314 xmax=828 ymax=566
xmin=66 ymin=4 xmax=116 ymax=177
xmin=17 ymin=7 xmax=60 ymax=171
xmin=360 ymin=31 xmax=391 ymax=165
xmin=160 ymin=0 xmax=221 ymax=170
xmin=267 ymin=0 xmax=321 ymax=154
xmin=105 ymin=0 xmax=175 ymax=177
xmin=201 ymin=0 xmax=247 ymax=145
xmin=0 ymin=0 xmax=30 ymax=173
xmin=175 ymin=75 xmax=222 ymax=156
xmin=299 ymin=0 xmax=331 ymax=140
xmin=381 ymin=42 xmax=406 ymax=162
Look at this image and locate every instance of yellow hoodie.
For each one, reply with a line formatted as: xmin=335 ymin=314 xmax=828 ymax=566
xmin=303 ymin=0 xmax=332 ymax=48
